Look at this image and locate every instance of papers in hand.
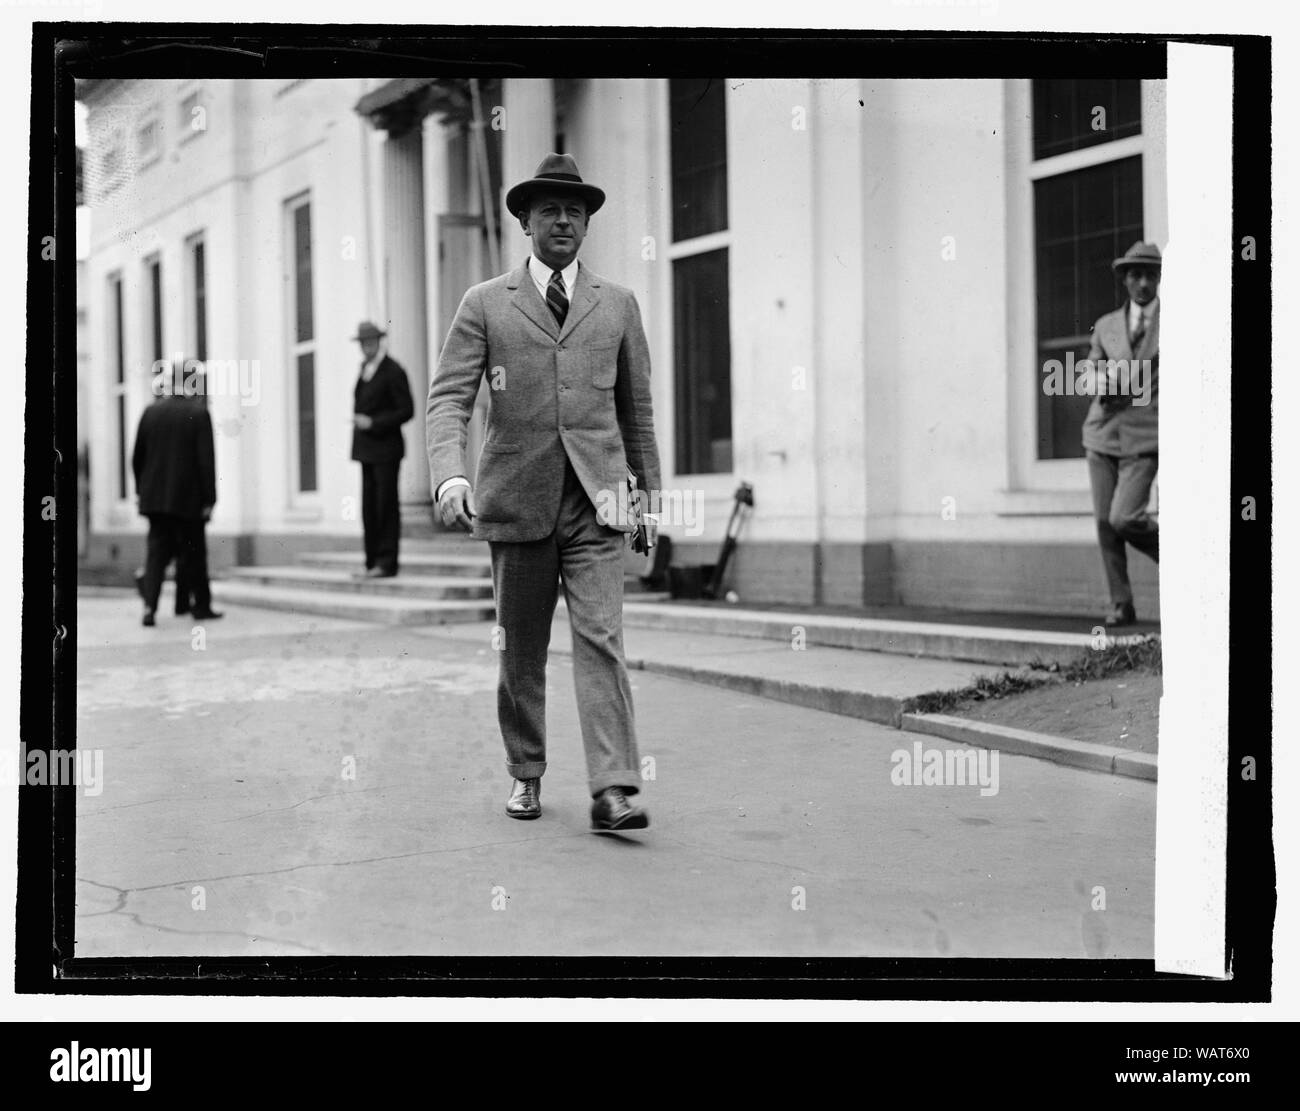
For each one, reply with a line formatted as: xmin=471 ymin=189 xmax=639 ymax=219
xmin=627 ymin=470 xmax=650 ymax=555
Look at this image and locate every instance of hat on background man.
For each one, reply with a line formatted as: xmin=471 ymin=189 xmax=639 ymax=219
xmin=351 ymin=321 xmax=387 ymax=342
xmin=505 ymin=153 xmax=606 ymax=219
xmin=1112 ymin=241 xmax=1163 ymax=273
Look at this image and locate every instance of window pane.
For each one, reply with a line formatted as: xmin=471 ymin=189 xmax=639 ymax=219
xmin=294 ymin=203 xmax=313 ymax=343
xmin=116 ymin=396 xmax=127 ymax=501
xmin=297 ymin=351 xmax=317 ymax=492
xmin=673 ymin=248 xmax=732 ymax=474
xmin=149 ymin=260 xmax=163 ymax=363
xmin=1033 ymin=155 xmax=1144 ymax=459
xmin=193 ymin=240 xmax=207 ymax=362
xmin=1032 ymin=79 xmax=1141 ymax=160
xmin=111 ymin=276 xmax=124 ymax=384
xmin=669 ymin=78 xmax=728 ymax=241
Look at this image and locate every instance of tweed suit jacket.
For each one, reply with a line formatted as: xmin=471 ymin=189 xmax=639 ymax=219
xmin=426 ymin=258 xmax=662 ymax=543
xmin=1080 ymin=301 xmax=1160 ymax=457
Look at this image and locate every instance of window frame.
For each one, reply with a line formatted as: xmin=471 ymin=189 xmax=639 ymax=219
xmin=283 ymin=192 xmax=320 ymax=507
xmin=184 ymin=230 xmax=208 ymax=363
xmin=178 ymin=87 xmax=207 ymax=145
xmin=106 ymin=270 xmax=131 ymax=506
xmin=135 ymin=106 xmax=161 ymax=168
xmin=1002 ymin=78 xmax=1166 ymax=506
xmin=661 ymin=78 xmax=736 ymax=484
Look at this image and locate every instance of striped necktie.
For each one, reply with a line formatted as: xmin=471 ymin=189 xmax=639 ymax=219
xmin=546 ymin=269 xmax=568 ymax=328
xmin=1130 ymin=308 xmax=1146 ymax=352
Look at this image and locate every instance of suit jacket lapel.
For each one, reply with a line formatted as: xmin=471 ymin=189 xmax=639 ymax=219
xmin=509 ymin=260 xmax=559 ymax=340
xmin=1137 ymin=301 xmax=1159 ymax=361
xmin=558 ymin=263 xmax=601 ymax=343
xmin=1103 ymin=309 xmax=1133 ymax=360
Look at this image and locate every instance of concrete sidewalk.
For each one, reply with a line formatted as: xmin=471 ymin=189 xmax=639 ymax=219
xmin=75 ymin=593 xmax=1155 ymax=959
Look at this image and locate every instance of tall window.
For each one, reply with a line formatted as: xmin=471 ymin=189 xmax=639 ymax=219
xmin=668 ymin=78 xmax=732 ymax=475
xmin=1031 ymin=79 xmax=1144 ymax=460
xmin=144 ymin=254 xmax=163 ymax=366
xmin=287 ymin=195 xmax=317 ymax=494
xmin=186 ymin=233 xmax=208 ymax=362
xmin=108 ymin=273 xmax=127 ymax=500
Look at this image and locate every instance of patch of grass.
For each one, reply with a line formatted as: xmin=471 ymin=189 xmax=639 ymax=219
xmin=904 ymin=634 xmax=1161 ymax=716
xmin=905 ymin=669 xmax=1051 ymax=715
xmin=1060 ymin=634 xmax=1161 ymax=681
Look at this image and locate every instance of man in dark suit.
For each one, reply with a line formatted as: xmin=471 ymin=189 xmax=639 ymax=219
xmin=132 ymin=361 xmax=221 ymax=627
xmin=1081 ymin=241 xmax=1161 ymax=627
xmin=350 ymin=321 xmax=415 ymax=578
xmin=427 ymin=153 xmax=661 ymax=832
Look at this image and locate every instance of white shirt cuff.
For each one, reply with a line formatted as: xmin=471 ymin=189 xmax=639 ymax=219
xmin=436 ymin=476 xmax=470 ymax=502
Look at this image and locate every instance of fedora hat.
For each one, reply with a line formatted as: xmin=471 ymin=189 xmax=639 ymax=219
xmin=351 ymin=321 xmax=387 ymax=342
xmin=1112 ymin=241 xmax=1162 ymax=273
xmin=505 ymin=153 xmax=605 ymax=219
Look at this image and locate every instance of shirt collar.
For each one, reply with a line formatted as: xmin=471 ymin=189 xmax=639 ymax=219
xmin=528 ymin=252 xmax=579 ymax=294
xmin=1130 ymin=297 xmax=1157 ymax=324
xmin=361 ymin=352 xmax=383 ymax=378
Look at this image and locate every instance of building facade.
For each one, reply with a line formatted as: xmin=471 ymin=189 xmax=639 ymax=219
xmin=77 ymin=76 xmax=1164 ymax=616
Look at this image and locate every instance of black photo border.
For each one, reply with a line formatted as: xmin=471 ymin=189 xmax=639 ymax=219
xmin=21 ymin=23 xmax=1273 ymax=1001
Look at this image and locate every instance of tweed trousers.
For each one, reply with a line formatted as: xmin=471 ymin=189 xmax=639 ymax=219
xmin=1086 ymin=449 xmax=1160 ymax=607
xmin=488 ymin=455 xmax=642 ymax=796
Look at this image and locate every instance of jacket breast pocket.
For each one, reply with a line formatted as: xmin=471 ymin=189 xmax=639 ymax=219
xmin=481 ymin=441 xmax=520 ymax=453
xmin=589 ymin=343 xmax=620 ymax=389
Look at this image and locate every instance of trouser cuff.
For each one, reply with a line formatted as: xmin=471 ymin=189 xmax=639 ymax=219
xmin=590 ymin=770 xmax=642 ymax=797
xmin=507 ymin=761 xmax=546 ymax=781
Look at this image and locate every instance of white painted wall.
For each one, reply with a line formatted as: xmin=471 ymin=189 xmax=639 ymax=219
xmin=83 ymin=78 xmax=378 ymax=543
xmin=81 ymin=76 xmax=1163 ymax=559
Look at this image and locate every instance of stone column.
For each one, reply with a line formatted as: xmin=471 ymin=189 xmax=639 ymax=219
xmin=500 ymin=79 xmax=555 ymax=262
xmin=382 ymin=128 xmax=432 ymax=507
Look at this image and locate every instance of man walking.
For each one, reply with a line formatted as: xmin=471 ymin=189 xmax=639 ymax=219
xmin=1082 ymin=241 xmax=1161 ymax=627
xmin=132 ymin=361 xmax=221 ymax=627
xmin=350 ymin=321 xmax=415 ymax=578
xmin=427 ymin=153 xmax=661 ymax=832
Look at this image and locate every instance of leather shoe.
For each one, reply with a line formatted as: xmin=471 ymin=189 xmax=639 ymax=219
xmin=141 ymin=609 xmax=156 ymax=628
xmin=506 ymin=777 xmax=541 ymax=819
xmin=1104 ymin=602 xmax=1136 ymax=627
xmin=363 ymin=567 xmax=397 ymax=579
xmin=590 ymin=787 xmax=648 ymax=832
xmin=190 ymin=609 xmax=224 ymax=621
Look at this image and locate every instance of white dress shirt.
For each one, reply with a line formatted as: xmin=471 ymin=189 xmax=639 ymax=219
xmin=360 ymin=351 xmax=383 ymax=382
xmin=527 ymin=253 xmax=578 ymax=304
xmin=1128 ymin=297 xmax=1157 ymax=342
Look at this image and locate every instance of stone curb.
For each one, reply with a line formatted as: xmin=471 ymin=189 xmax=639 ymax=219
xmin=900 ymin=712 xmax=1157 ymax=782
xmin=624 ymin=657 xmax=905 ymax=728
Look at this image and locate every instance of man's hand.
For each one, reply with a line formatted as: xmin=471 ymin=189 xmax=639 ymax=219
xmin=437 ymin=485 xmax=476 ymax=531
xmin=201 ymin=505 xmax=213 ymax=523
xmin=352 ymin=413 xmax=374 ymax=430
xmin=644 ymin=514 xmax=659 ymax=549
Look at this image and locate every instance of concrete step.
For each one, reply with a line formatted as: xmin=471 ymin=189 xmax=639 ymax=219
xmin=214 ymin=581 xmax=494 ymax=626
xmin=297 ymin=551 xmax=492 ymax=578
xmin=224 ymin=566 xmax=493 ymax=600
xmin=613 ymin=602 xmax=1098 ymax=667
